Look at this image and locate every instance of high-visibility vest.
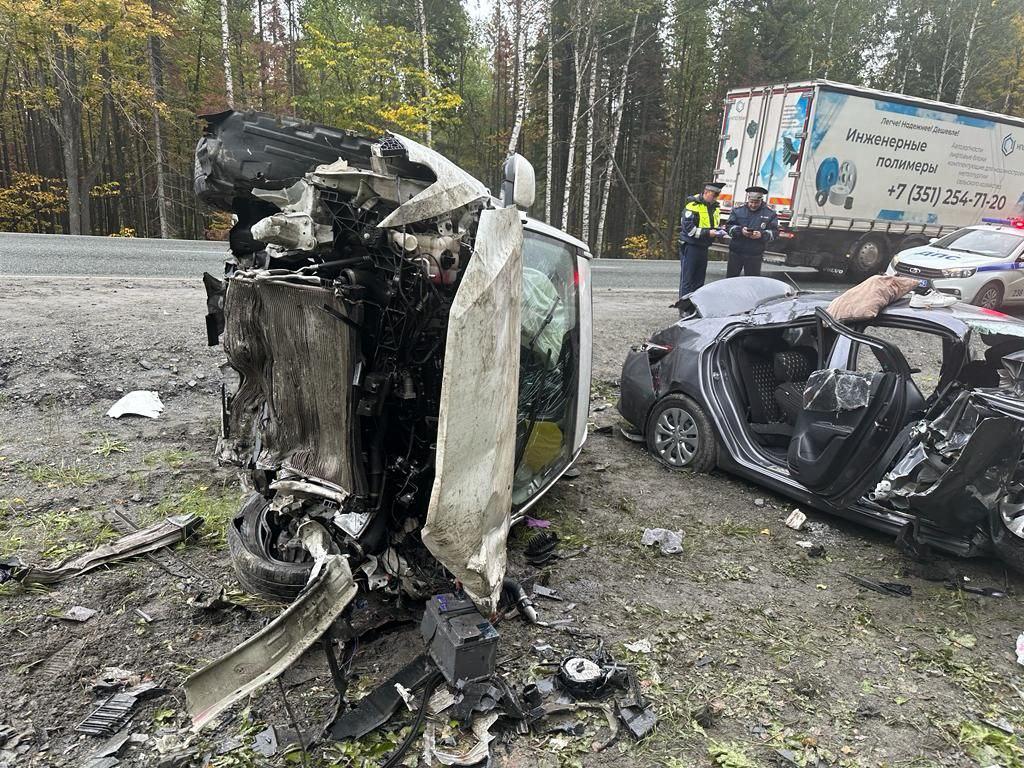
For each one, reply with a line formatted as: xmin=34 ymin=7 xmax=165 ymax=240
xmin=685 ymin=199 xmax=720 ymax=230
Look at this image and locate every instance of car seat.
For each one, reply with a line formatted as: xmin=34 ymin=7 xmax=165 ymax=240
xmin=772 ymin=348 xmax=817 ymax=425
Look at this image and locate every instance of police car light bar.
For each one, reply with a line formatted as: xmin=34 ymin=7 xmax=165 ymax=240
xmin=982 ymin=216 xmax=1024 ymax=229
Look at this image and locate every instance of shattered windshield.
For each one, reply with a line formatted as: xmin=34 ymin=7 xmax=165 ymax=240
xmin=933 ymin=228 xmax=1024 ymax=258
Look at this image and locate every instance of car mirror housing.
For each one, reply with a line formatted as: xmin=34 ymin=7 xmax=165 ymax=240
xmin=502 ymin=153 xmax=536 ymax=210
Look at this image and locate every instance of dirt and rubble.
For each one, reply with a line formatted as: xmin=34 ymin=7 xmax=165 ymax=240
xmin=2 ymin=276 xmax=1024 ymax=768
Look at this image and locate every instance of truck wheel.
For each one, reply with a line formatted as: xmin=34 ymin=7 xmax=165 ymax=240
xmin=973 ymin=281 xmax=1004 ymax=310
xmin=645 ymin=394 xmax=717 ymax=473
xmin=848 ymin=236 xmax=888 ymax=278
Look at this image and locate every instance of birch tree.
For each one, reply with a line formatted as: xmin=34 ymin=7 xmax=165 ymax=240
xmin=219 ymin=0 xmax=235 ymax=106
xmin=415 ymin=0 xmax=432 ymax=146
xmin=544 ymin=0 xmax=554 ymax=223
xmin=580 ymin=45 xmax=598 ymax=243
xmin=594 ymin=13 xmax=638 ymax=258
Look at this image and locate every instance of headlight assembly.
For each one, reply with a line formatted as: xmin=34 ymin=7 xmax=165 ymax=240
xmin=942 ymin=266 xmax=977 ymax=278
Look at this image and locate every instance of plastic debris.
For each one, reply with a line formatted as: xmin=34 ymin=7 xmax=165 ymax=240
xmin=641 ymin=528 xmax=684 ymax=555
xmin=525 ymin=516 xmax=551 ymax=528
xmin=624 ymin=639 xmax=652 ymax=654
xmin=785 ymin=509 xmax=807 ymax=530
xmin=844 ymin=572 xmax=912 ymax=597
xmin=1016 ymin=632 xmax=1024 ymax=666
xmin=106 ymin=390 xmax=164 ymax=419
xmin=531 ymin=584 xmax=562 ymax=601
xmin=61 ymin=605 xmax=98 ymax=622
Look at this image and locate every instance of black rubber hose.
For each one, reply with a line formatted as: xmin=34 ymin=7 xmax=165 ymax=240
xmin=501 ymin=577 xmax=539 ymax=624
xmin=380 ymin=669 xmax=445 ymax=768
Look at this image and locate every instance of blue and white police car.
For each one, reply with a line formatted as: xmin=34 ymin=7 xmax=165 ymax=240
xmin=887 ymin=218 xmax=1024 ymax=309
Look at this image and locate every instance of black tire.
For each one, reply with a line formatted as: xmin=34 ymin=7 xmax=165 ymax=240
xmin=227 ymin=492 xmax=313 ymax=601
xmin=644 ymin=394 xmax=717 ymax=473
xmin=992 ymin=500 xmax=1024 ymax=576
xmin=973 ymin=281 xmax=1004 ymax=310
xmin=848 ymin=236 xmax=888 ymax=278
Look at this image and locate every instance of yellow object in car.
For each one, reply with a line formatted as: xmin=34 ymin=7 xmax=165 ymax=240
xmin=524 ymin=421 xmax=563 ymax=471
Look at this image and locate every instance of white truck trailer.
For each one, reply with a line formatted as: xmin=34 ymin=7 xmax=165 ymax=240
xmin=714 ymin=80 xmax=1024 ymax=276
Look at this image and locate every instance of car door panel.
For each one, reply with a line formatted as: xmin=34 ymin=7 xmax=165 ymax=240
xmin=787 ymin=310 xmax=910 ymax=507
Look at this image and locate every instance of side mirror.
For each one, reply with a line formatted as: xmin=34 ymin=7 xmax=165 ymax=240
xmin=502 ymin=153 xmax=535 ymax=209
xmin=928 ymin=237 xmax=938 ymax=244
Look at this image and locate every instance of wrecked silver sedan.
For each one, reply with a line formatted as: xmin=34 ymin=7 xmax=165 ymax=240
xmin=618 ymin=277 xmax=1024 ymax=573
xmin=188 ymin=111 xmax=591 ymax=725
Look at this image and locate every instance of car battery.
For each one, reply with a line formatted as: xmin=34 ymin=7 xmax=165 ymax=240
xmin=420 ymin=593 xmax=499 ymax=686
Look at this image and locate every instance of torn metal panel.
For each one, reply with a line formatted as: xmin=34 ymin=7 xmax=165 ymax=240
xmin=376 ymin=134 xmax=490 ymax=228
xmin=802 ymin=369 xmax=878 ymax=411
xmin=184 ymin=522 xmax=357 ymax=730
xmin=219 ymin=273 xmax=364 ymax=495
xmin=421 ymin=207 xmax=523 ymax=615
xmin=675 ymin=276 xmax=794 ymax=319
xmin=13 ymin=514 xmax=201 ymax=586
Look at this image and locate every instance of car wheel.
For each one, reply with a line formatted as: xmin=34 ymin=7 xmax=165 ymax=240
xmin=973 ymin=281 xmax=1004 ymax=310
xmin=849 ymin=236 xmax=888 ymax=278
xmin=227 ymin=492 xmax=314 ymax=601
xmin=645 ymin=394 xmax=717 ymax=472
xmin=991 ymin=494 xmax=1024 ymax=576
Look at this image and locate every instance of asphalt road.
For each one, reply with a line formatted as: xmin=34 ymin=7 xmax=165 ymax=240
xmin=0 ymin=232 xmax=850 ymax=292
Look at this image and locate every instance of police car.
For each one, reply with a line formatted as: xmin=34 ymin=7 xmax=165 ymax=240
xmin=886 ymin=218 xmax=1024 ymax=309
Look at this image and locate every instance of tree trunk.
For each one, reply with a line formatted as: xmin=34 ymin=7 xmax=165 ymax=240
xmin=506 ymin=0 xmax=529 ymax=155
xmin=955 ymin=0 xmax=981 ymax=105
xmin=561 ymin=21 xmax=588 ymax=231
xmin=53 ymin=34 xmax=83 ymax=235
xmin=580 ymin=45 xmax=598 ymax=245
xmin=544 ymin=1 xmax=554 ymax=223
xmin=595 ymin=14 xmax=637 ymax=259
xmin=219 ymin=0 xmax=234 ymax=107
xmin=148 ymin=34 xmax=170 ymax=238
xmin=415 ymin=0 xmax=433 ymax=146
xmin=935 ymin=5 xmax=954 ymax=100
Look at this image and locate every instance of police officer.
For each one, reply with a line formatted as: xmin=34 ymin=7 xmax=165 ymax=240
xmin=725 ymin=186 xmax=779 ymax=278
xmin=678 ymin=182 xmax=727 ymax=299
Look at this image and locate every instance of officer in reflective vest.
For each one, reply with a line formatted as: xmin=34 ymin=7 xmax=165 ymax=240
xmin=725 ymin=186 xmax=779 ymax=278
xmin=678 ymin=182 xmax=727 ymax=302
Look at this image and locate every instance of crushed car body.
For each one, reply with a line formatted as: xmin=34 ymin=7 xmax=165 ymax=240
xmin=188 ymin=110 xmax=591 ymax=727
xmin=618 ymin=277 xmax=1024 ymax=572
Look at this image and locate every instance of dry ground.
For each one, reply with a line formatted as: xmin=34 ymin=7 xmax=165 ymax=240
xmin=1 ymin=277 xmax=1023 ymax=768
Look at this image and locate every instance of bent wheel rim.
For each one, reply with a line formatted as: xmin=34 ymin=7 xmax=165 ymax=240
xmin=653 ymin=407 xmax=699 ymax=467
xmin=1000 ymin=498 xmax=1024 ymax=540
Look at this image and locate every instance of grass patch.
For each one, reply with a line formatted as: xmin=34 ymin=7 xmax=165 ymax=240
xmin=33 ymin=508 xmax=119 ymax=562
xmin=957 ymin=721 xmax=1024 ymax=768
xmin=143 ymin=449 xmax=200 ymax=469
xmin=21 ymin=462 xmax=100 ymax=488
xmin=91 ymin=433 xmax=129 ymax=457
xmin=708 ymin=742 xmax=756 ymax=767
xmin=149 ymin=484 xmax=241 ymax=547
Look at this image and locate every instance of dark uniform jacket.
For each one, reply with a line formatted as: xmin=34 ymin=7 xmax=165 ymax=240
xmin=679 ymin=195 xmax=721 ymax=247
xmin=725 ymin=204 xmax=779 ymax=256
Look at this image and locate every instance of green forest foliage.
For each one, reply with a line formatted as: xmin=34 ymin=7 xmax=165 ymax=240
xmin=0 ymin=0 xmax=1021 ymax=255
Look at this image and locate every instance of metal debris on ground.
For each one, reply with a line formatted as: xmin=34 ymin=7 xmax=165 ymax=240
xmin=10 ymin=514 xmax=202 ymax=586
xmin=250 ymin=726 xmax=278 ymax=757
xmin=619 ymin=426 xmax=645 ymax=443
xmin=106 ymin=390 xmax=164 ymax=419
xmin=61 ymin=605 xmax=98 ymax=622
xmin=531 ymin=584 xmax=562 ymax=601
xmin=76 ymin=683 xmax=165 ymax=737
xmin=640 ymin=528 xmax=684 ymax=555
xmin=785 ymin=509 xmax=807 ymax=530
xmin=946 ymin=582 xmax=1008 ymax=598
xmin=843 ymin=572 xmax=913 ymax=597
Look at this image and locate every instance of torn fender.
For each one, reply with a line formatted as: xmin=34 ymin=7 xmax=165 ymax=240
xmin=421 ymin=206 xmax=523 ymax=615
xmin=377 ymin=134 xmax=490 ymax=228
xmin=184 ymin=522 xmax=357 ymax=729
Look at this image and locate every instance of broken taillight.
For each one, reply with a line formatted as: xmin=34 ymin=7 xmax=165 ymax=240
xmin=645 ymin=343 xmax=673 ymax=363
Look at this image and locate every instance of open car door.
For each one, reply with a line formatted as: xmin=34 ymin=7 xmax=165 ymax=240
xmin=787 ymin=308 xmax=912 ymax=508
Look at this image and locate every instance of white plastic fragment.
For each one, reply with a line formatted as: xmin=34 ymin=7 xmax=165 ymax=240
xmin=624 ymin=639 xmax=653 ymax=654
xmin=796 ymin=540 xmax=814 ymax=549
xmin=641 ymin=528 xmax=685 ymax=555
xmin=62 ymin=605 xmax=97 ymax=622
xmin=107 ymin=391 xmax=163 ymax=419
xmin=785 ymin=509 xmax=807 ymax=531
xmin=1016 ymin=632 xmax=1024 ymax=666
